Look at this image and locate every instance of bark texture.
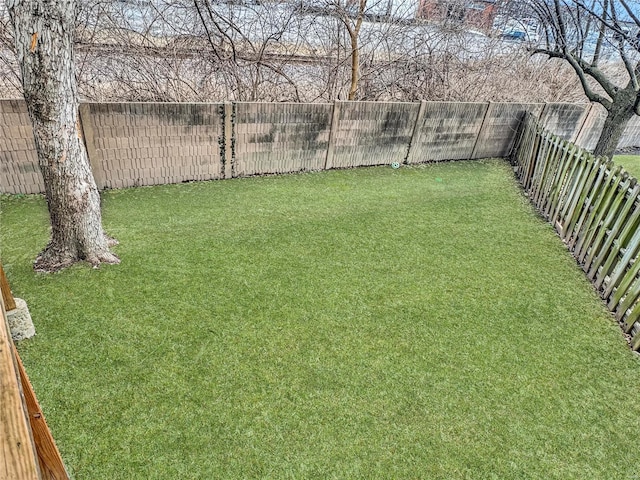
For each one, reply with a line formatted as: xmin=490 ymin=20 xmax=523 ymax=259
xmin=531 ymin=0 xmax=639 ymax=158
xmin=8 ymin=0 xmax=119 ymax=272
xmin=592 ymin=87 xmax=637 ymax=158
xmin=346 ymin=0 xmax=365 ymax=101
xmin=593 ymin=105 xmax=636 ymax=158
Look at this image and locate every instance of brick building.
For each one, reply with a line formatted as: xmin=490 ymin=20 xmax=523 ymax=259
xmin=418 ymin=0 xmax=500 ymax=29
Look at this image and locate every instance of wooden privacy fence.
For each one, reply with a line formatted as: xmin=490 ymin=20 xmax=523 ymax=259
xmin=3 ymin=99 xmax=639 ymax=195
xmin=0 ymin=265 xmax=69 ymax=480
xmin=512 ymin=112 xmax=640 ymax=350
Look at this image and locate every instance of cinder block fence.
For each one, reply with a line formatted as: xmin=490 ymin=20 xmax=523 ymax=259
xmin=1 ymin=99 xmax=639 ymax=195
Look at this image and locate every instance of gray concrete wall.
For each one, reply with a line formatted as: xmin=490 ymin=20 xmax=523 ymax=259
xmin=2 ymin=99 xmax=636 ymax=195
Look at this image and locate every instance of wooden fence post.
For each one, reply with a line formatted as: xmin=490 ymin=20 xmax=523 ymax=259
xmin=0 ymin=287 xmax=40 ymax=480
xmin=0 ymin=262 xmax=69 ymax=479
xmin=0 ymin=264 xmax=16 ymax=312
xmin=222 ymin=102 xmax=234 ymax=179
xmin=324 ymin=101 xmax=341 ymax=170
xmin=572 ymin=103 xmax=594 ymax=147
xmin=405 ymin=100 xmax=427 ymax=164
xmin=470 ymin=102 xmax=492 ymax=160
xmin=15 ymin=349 xmax=70 ymax=480
xmin=537 ymin=102 xmax=549 ymax=125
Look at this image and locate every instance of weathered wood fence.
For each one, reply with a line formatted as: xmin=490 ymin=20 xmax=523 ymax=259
xmin=512 ymin=112 xmax=640 ymax=350
xmin=0 ymin=265 xmax=69 ymax=480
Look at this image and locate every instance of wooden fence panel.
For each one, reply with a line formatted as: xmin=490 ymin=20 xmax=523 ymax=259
xmin=328 ymin=101 xmax=419 ymax=169
xmin=620 ymin=116 xmax=640 ymax=148
xmin=233 ymin=102 xmax=332 ymax=176
xmin=589 ymin=193 xmax=640 ymax=290
xmin=576 ymin=105 xmax=640 ymax=151
xmin=543 ymin=142 xmax=574 ymax=218
xmin=0 ymin=100 xmax=43 ymax=195
xmin=406 ymin=102 xmax=486 ymax=164
xmin=471 ymin=102 xmax=544 ymax=159
xmin=511 ymin=112 xmax=640 ymax=351
xmin=81 ymin=102 xmax=224 ymax=189
xmin=1 ymin=284 xmax=41 ymax=480
xmin=575 ymin=104 xmax=607 ymax=151
xmin=539 ymin=103 xmax=590 ymax=142
xmin=1 ymin=99 xmax=634 ymax=194
xmin=580 ymin=175 xmax=633 ymax=270
xmin=1 ymin=268 xmax=69 ymax=479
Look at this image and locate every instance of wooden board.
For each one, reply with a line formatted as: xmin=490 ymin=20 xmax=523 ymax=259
xmin=15 ymin=350 xmax=69 ymax=480
xmin=0 ymin=265 xmax=16 ymax=311
xmin=0 ymin=288 xmax=40 ymax=480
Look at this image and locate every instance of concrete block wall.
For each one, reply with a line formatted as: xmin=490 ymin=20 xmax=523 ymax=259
xmin=234 ymin=102 xmax=332 ymax=176
xmin=0 ymin=100 xmax=43 ymax=194
xmin=1 ymin=99 xmax=637 ymax=195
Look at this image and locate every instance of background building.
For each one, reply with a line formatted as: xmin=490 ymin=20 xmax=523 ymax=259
xmin=418 ymin=0 xmax=500 ymax=29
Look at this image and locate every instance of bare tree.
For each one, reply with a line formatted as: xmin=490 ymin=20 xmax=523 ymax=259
xmin=190 ymin=0 xmax=310 ymax=101
xmin=7 ymin=0 xmax=119 ymax=272
xmin=0 ymin=3 xmax=21 ymax=96
xmin=530 ymin=0 xmax=640 ymax=157
xmin=333 ymin=0 xmax=366 ymax=99
xmin=1 ymin=0 xmax=598 ymax=107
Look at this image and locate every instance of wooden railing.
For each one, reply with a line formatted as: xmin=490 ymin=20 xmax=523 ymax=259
xmin=0 ymin=265 xmax=69 ymax=480
xmin=512 ymin=112 xmax=640 ymax=350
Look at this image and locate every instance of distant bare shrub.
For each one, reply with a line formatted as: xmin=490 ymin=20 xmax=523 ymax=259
xmin=0 ymin=0 xmax=626 ymax=106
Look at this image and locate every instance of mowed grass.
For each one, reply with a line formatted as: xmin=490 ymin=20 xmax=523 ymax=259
xmin=2 ymin=159 xmax=640 ymax=479
xmin=614 ymin=154 xmax=640 ymax=178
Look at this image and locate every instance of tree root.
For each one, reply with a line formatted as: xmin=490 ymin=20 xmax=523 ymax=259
xmin=34 ymin=251 xmax=120 ymax=273
xmin=86 ymin=251 xmax=121 ymax=269
xmin=106 ymin=235 xmax=119 ymax=247
xmin=33 ymin=253 xmax=76 ymax=273
xmin=33 ymin=240 xmax=120 ymax=273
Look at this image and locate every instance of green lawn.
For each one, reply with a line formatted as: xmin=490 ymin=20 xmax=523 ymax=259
xmin=614 ymin=154 xmax=640 ymax=178
xmin=2 ymin=159 xmax=639 ymax=479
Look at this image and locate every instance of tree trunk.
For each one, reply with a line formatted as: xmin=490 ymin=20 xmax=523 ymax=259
xmin=8 ymin=0 xmax=119 ymax=272
xmin=348 ymin=32 xmax=359 ymax=101
xmin=347 ymin=0 xmax=365 ymax=101
xmin=593 ymin=91 xmax=637 ymax=159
